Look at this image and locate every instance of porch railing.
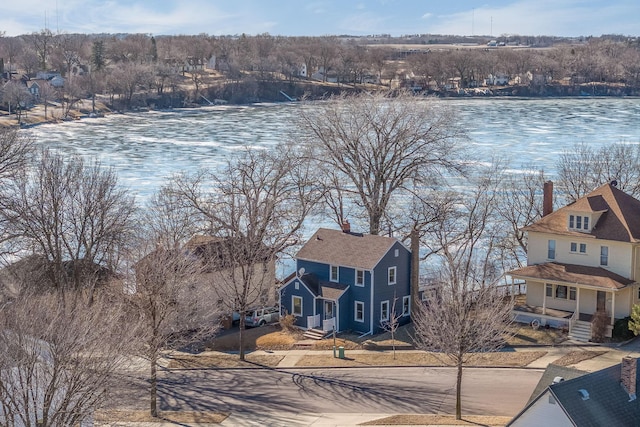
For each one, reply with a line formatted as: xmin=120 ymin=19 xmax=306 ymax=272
xmin=323 ymin=317 xmax=336 ymax=332
xmin=307 ymin=314 xmax=320 ymax=329
xmin=569 ymin=309 xmax=578 ymax=335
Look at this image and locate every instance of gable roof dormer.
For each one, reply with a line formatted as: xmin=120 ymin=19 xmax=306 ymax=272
xmin=524 ymin=183 xmax=640 ymax=243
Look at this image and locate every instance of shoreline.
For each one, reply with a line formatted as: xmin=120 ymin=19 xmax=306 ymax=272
xmin=3 ymin=93 xmax=639 ymax=131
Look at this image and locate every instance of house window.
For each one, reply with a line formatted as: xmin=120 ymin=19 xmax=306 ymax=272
xmin=380 ymin=300 xmax=389 ymax=322
xmin=600 ymin=246 xmax=609 ymax=266
xmin=579 ymin=243 xmax=587 ymax=253
xmin=545 ymin=284 xmax=553 ymax=297
xmin=388 ymin=267 xmax=397 ymax=285
xmin=402 ymin=296 xmax=411 ymax=316
xmin=555 ymin=285 xmax=568 ymax=299
xmin=330 ymin=265 xmax=339 ymax=282
xmin=394 ymin=249 xmax=399 ymax=257
xmin=294 ymin=281 xmax=299 ymax=290
xmin=576 ymin=216 xmax=582 ymax=229
xmin=571 ymin=242 xmax=577 ymax=252
xmin=292 ymin=296 xmax=303 ymax=316
xmin=583 ymin=216 xmax=589 ymax=230
xmin=569 ymin=215 xmax=574 ymax=228
xmin=548 ymin=240 xmax=556 ymax=260
xmin=355 ymin=301 xmax=364 ymax=322
xmin=569 ymin=287 xmax=577 ymax=301
xmin=355 ymin=269 xmax=364 ymax=286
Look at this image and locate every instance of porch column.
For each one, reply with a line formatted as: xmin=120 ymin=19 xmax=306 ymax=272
xmin=542 ymin=285 xmax=547 ymax=315
xmin=611 ymin=292 xmax=616 ymax=326
xmin=510 ymin=276 xmax=515 ymax=303
xmin=576 ymin=287 xmax=580 ymax=318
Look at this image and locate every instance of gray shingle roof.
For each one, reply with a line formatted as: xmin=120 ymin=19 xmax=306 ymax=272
xmin=527 ymin=364 xmax=587 ymax=404
xmin=296 ymin=228 xmax=402 ymax=270
xmin=549 ymin=360 xmax=640 ymax=427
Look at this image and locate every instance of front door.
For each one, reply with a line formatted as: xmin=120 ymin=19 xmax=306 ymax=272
xmin=324 ymin=300 xmax=334 ymax=320
xmin=597 ymin=291 xmax=606 ymax=312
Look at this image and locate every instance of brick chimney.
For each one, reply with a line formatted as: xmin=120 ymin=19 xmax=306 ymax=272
xmin=543 ymin=181 xmax=554 ymax=217
xmin=621 ymin=356 xmax=637 ymax=400
xmin=341 ymin=220 xmax=351 ymax=233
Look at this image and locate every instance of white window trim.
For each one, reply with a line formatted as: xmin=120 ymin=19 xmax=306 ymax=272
xmin=388 ymin=266 xmax=397 ymax=285
xmin=292 ymin=295 xmax=303 ymax=316
xmin=355 ymin=269 xmax=365 ymax=287
xmin=354 ymin=301 xmax=365 ymax=323
xmin=402 ymin=295 xmax=411 ymax=316
xmin=380 ymin=300 xmax=390 ymax=322
xmin=330 ymin=265 xmax=339 ymax=282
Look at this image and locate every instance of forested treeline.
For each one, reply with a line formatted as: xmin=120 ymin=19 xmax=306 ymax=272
xmin=1 ymin=30 xmax=640 ymax=113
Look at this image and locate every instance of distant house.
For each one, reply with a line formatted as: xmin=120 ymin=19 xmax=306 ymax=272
xmin=26 ymin=80 xmax=41 ymax=99
xmin=509 ymin=182 xmax=640 ymax=341
xmin=508 ymin=356 xmax=640 ymax=426
xmin=184 ymin=235 xmax=277 ymax=307
xmin=485 ymin=72 xmax=510 ymax=86
xmin=279 ymin=223 xmax=412 ymax=336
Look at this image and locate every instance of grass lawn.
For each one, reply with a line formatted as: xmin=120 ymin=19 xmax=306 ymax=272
xmin=94 ymin=410 xmax=228 ymax=424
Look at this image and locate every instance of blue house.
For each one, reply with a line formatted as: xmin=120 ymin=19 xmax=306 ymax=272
xmin=279 ymin=225 xmax=412 ymax=336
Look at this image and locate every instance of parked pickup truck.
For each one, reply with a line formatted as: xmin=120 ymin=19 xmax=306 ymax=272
xmin=244 ymin=306 xmax=280 ymax=327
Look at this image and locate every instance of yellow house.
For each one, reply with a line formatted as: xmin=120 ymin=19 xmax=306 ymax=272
xmin=509 ymin=182 xmax=640 ymax=341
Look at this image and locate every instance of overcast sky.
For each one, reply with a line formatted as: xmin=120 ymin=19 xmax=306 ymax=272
xmin=2 ymin=0 xmax=638 ymax=38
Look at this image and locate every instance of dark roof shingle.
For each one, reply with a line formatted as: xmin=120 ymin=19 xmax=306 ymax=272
xmin=296 ymin=228 xmax=403 ymax=270
xmin=508 ymin=262 xmax=635 ymax=290
xmin=525 ymin=183 xmax=640 ymax=243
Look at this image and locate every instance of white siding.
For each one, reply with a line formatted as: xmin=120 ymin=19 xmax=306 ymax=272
xmin=510 ymin=391 xmax=573 ymax=427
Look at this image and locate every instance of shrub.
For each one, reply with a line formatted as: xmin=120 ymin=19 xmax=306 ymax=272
xmin=591 ymin=310 xmax=609 ymax=343
xmin=279 ymin=312 xmax=297 ymax=332
xmin=613 ymin=316 xmax=635 ymax=341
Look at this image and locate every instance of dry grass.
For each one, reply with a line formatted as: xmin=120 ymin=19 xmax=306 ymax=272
xmin=361 ymin=414 xmax=512 ymax=426
xmin=167 ymin=352 xmax=284 ymax=369
xmin=552 ymin=350 xmax=608 ymax=367
xmin=294 ymin=351 xmax=546 ymax=368
xmin=94 ymin=410 xmax=228 ymax=424
xmin=255 ymin=330 xmax=303 ymax=349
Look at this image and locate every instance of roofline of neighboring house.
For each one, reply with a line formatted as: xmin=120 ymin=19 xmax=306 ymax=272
xmin=507 ymin=388 xmax=573 ymax=426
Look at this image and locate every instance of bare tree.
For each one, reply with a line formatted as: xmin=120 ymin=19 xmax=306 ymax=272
xmin=497 ymin=167 xmax=547 ymax=266
xmin=168 ymin=143 xmax=321 ymax=360
xmin=557 ymin=142 xmax=640 ymax=202
xmin=1 ymin=81 xmax=32 ymax=123
xmin=0 ymin=150 xmax=136 ymax=298
xmin=0 ymin=128 xmax=33 ymax=184
xmin=298 ymin=90 xmax=466 ymax=235
xmin=0 ymin=290 xmax=136 ymax=427
xmin=127 ymin=215 xmax=219 ymax=417
xmin=380 ymin=293 xmax=402 ymax=360
xmin=412 ymin=266 xmax=514 ymax=420
xmin=413 ymin=165 xmax=514 ymax=420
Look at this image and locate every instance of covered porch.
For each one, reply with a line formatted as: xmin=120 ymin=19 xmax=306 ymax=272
xmin=508 ymin=262 xmax=636 ymax=341
xmin=304 ymin=281 xmax=348 ymax=338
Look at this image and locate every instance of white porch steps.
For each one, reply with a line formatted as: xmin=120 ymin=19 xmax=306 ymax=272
xmin=569 ymin=320 xmax=591 ymax=342
xmin=303 ymin=328 xmax=328 ymax=340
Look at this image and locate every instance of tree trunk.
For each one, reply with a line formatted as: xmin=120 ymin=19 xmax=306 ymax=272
xmin=239 ymin=316 xmax=246 ymax=360
xmin=456 ymin=360 xmax=463 ymax=420
xmin=410 ymin=229 xmax=420 ymax=317
xmin=150 ymin=358 xmax=158 ymax=417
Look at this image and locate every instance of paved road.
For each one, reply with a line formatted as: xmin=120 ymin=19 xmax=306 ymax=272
xmin=156 ymin=367 xmax=542 ymax=417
